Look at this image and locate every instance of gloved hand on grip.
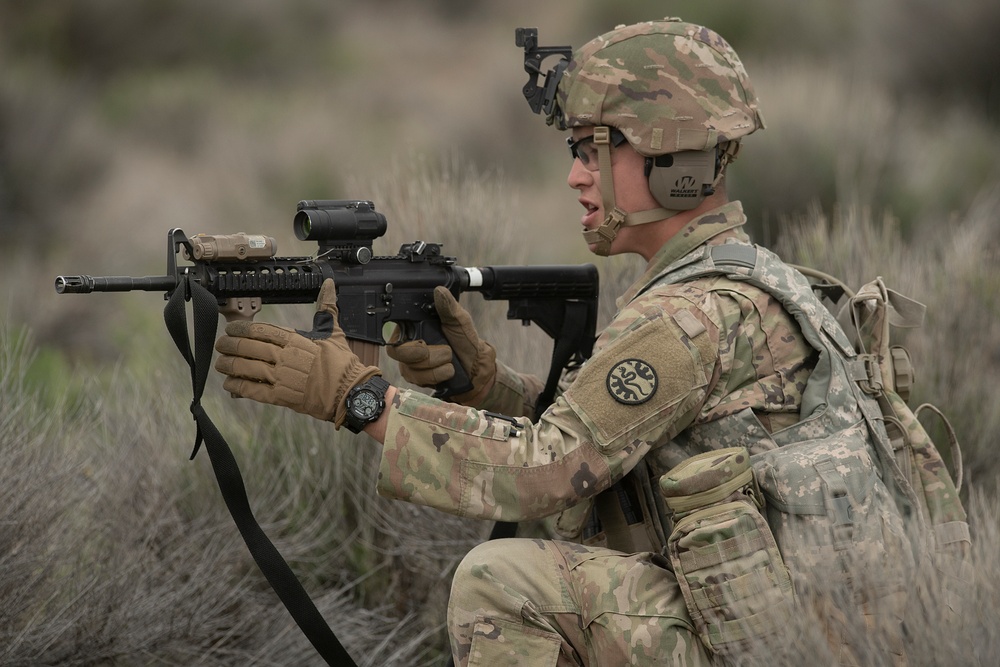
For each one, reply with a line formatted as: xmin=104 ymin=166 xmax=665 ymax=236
xmin=386 ymin=286 xmax=497 ymax=403
xmin=214 ymin=278 xmax=381 ymax=427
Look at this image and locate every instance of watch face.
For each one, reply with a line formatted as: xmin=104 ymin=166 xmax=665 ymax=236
xmin=351 ymin=390 xmax=381 ymax=420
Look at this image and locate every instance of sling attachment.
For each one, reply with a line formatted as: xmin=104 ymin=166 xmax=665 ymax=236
xmin=163 ymin=274 xmax=358 ymax=667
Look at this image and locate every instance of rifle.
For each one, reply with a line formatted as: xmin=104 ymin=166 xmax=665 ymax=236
xmin=56 ymin=199 xmax=599 ymax=403
xmin=53 ymin=199 xmax=598 ymax=666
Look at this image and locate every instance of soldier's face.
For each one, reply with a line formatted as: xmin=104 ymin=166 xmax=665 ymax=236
xmin=567 ymin=128 xmax=662 ymax=256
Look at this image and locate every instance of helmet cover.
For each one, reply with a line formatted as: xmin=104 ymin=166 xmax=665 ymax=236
xmin=554 ymin=19 xmax=765 ymax=156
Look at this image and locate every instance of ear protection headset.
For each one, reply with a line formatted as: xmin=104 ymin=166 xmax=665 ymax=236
xmin=645 ymin=148 xmax=718 ymax=211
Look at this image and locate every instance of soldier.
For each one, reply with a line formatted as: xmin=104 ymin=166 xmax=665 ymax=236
xmin=214 ymin=19 xmax=910 ymax=666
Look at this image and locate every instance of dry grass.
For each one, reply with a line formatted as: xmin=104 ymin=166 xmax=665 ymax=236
xmin=3 ymin=158 xmax=999 ymax=664
xmin=0 ymin=325 xmax=473 ymax=665
xmin=2 ymin=2 xmax=998 ymax=664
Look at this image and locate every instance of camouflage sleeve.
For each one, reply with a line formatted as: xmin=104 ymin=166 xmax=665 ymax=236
xmin=376 ymin=289 xmax=723 ymax=522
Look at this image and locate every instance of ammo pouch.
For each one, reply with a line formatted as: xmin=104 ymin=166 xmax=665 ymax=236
xmin=752 ymin=422 xmax=909 ymax=587
xmin=660 ymin=447 xmax=794 ymax=656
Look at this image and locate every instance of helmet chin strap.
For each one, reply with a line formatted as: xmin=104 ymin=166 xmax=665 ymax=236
xmin=581 ymin=126 xmax=674 ymax=256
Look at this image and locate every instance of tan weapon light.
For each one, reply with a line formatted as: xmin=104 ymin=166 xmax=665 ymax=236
xmin=185 ymin=233 xmax=277 ymax=261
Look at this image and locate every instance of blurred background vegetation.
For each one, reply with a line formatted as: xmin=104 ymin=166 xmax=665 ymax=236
xmin=3 ymin=0 xmax=1000 ymax=354
xmin=1 ymin=0 xmax=998 ymax=664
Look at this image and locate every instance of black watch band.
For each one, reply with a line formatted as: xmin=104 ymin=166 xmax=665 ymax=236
xmin=343 ymin=376 xmax=391 ymax=434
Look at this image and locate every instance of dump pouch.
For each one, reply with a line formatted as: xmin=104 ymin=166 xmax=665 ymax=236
xmin=660 ymin=447 xmax=795 ymax=656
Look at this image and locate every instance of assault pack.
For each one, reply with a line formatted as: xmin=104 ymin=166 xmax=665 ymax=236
xmin=595 ymin=241 xmax=970 ymax=661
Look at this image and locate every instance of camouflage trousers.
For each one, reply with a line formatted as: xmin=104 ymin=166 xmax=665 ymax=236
xmin=447 ymin=538 xmax=715 ymax=666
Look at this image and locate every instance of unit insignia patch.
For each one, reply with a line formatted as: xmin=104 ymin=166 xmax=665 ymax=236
xmin=606 ymin=359 xmax=658 ymax=405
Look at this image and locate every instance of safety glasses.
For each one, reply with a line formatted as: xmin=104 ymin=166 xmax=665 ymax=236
xmin=566 ymin=128 xmax=628 ymax=171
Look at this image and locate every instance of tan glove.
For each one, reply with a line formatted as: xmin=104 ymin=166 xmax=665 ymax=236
xmin=386 ymin=286 xmax=496 ymax=403
xmin=214 ymin=278 xmax=381 ymax=427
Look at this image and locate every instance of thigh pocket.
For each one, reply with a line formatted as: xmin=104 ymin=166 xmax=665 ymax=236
xmin=468 ymin=618 xmax=561 ymax=667
xmin=560 ymin=545 xmax=706 ymax=665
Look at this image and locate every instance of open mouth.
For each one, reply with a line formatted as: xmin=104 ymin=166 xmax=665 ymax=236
xmin=580 ymin=200 xmax=600 ymax=227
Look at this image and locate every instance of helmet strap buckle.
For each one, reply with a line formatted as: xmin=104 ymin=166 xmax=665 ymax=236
xmin=582 ymin=207 xmax=626 ymax=256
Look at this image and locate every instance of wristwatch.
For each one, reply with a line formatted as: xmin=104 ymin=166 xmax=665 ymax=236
xmin=344 ymin=376 xmax=391 ymax=433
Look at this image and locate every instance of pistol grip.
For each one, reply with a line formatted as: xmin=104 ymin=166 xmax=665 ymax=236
xmin=220 ymin=297 xmax=262 ymax=322
xmin=435 ymin=358 xmax=474 ymax=399
xmin=420 ymin=321 xmax=474 ymax=399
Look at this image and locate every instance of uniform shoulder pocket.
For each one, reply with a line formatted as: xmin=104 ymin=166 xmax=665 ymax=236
xmin=564 ymin=312 xmax=710 ymax=451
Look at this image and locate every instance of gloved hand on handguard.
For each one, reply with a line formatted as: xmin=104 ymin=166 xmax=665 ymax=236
xmin=214 ymin=278 xmax=381 ymax=427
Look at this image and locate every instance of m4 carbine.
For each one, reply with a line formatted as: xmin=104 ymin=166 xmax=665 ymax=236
xmin=56 ymin=199 xmax=599 ymax=402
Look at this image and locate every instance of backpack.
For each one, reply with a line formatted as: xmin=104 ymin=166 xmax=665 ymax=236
xmin=654 ymin=243 xmax=969 ymax=661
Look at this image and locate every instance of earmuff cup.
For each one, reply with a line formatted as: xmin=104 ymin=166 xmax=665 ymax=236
xmin=646 ymin=149 xmax=718 ymax=211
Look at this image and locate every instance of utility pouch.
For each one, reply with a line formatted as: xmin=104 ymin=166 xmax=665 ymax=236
xmin=753 ymin=423 xmax=905 ymax=574
xmin=660 ymin=447 xmax=795 ymax=656
xmin=753 ymin=423 xmax=912 ymax=662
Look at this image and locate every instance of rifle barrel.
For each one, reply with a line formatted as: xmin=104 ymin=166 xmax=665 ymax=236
xmin=55 ymin=275 xmax=177 ymax=294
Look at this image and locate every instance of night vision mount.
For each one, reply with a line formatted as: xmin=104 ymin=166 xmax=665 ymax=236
xmin=515 ymin=27 xmax=572 ymax=121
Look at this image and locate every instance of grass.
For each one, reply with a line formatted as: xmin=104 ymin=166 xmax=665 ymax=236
xmin=2 ymin=2 xmax=998 ymax=663
xmin=3 ymin=158 xmax=999 ymax=664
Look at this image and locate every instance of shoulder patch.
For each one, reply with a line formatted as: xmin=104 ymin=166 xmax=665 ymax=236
xmin=607 ymin=359 xmax=658 ymax=405
xmin=564 ymin=312 xmax=711 ymax=451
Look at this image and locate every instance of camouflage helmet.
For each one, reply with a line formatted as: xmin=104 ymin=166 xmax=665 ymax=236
xmin=553 ymin=18 xmax=765 ymax=156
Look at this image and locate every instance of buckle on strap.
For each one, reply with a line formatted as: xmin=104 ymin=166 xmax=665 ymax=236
xmin=604 ymin=208 xmax=627 ymax=234
xmin=846 ymin=354 xmax=883 ymax=395
xmin=593 ymin=125 xmax=611 ymax=145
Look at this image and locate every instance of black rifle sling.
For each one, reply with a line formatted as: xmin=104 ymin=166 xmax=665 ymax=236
xmin=163 ymin=275 xmax=358 ymax=667
xmin=488 ymin=299 xmax=593 ymax=541
xmin=534 ymin=300 xmax=590 ymax=415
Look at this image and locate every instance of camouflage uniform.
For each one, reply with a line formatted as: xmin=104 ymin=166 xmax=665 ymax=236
xmin=375 ymin=17 xmax=914 ymax=667
xmin=378 ymin=201 xmax=822 ymax=665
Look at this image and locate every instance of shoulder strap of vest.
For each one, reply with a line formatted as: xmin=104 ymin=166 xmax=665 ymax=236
xmin=649 ymin=243 xmax=855 ymax=359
